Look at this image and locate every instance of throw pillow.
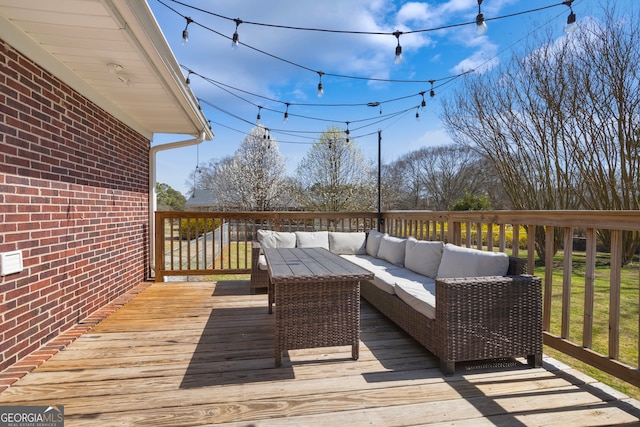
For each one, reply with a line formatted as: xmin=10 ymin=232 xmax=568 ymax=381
xmin=404 ymin=238 xmax=444 ymax=278
xmin=256 ymin=229 xmax=296 ymax=249
xmin=377 ymin=234 xmax=407 ymax=266
xmin=295 ymin=231 xmax=329 ymax=250
xmin=366 ymin=229 xmax=386 ymax=257
xmin=436 ymin=243 xmax=509 ymax=278
xmin=329 ymin=232 xmax=367 ymax=255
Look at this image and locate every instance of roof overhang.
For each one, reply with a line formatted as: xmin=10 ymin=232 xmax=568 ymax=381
xmin=0 ymin=0 xmax=212 ymax=141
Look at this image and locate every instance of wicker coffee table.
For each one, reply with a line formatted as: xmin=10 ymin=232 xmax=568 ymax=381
xmin=264 ymin=247 xmax=374 ymax=367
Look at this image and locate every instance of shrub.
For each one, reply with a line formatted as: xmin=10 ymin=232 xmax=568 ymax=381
xmin=179 ymin=218 xmax=220 ymax=240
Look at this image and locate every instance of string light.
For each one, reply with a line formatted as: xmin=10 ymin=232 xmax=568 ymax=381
xmin=232 ymin=18 xmax=242 ymax=49
xmin=164 ymin=0 xmax=580 ymax=72
xmin=317 ymin=71 xmax=324 ymax=97
xmin=256 ymin=105 xmax=262 ymax=123
xmin=162 ymin=1 xmax=579 ymax=101
xmin=186 ymin=64 xmax=465 ymax=129
xmin=563 ymin=1 xmax=577 ymax=34
xmin=162 ymin=0 xmax=585 ymax=146
xmin=200 ymin=97 xmax=420 ymax=144
xmin=415 ymin=107 xmax=420 ymax=121
xmin=476 ymin=0 xmax=488 ymax=35
xmin=185 ymin=71 xmax=192 ymax=85
xmin=182 ymin=16 xmax=193 ymax=44
xmin=393 ymin=30 xmax=403 ymax=64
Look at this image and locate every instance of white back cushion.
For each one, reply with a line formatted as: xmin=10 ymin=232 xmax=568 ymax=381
xmin=295 ymin=231 xmax=329 ymax=250
xmin=329 ymin=232 xmax=367 ymax=255
xmin=366 ymin=229 xmax=386 ymax=257
xmin=436 ymin=243 xmax=509 ymax=278
xmin=376 ymin=235 xmax=406 ymax=266
xmin=404 ymin=238 xmax=444 ymax=278
xmin=256 ymin=229 xmax=296 ymax=249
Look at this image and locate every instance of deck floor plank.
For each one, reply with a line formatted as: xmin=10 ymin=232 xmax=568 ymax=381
xmin=1 ymin=280 xmax=639 ymax=426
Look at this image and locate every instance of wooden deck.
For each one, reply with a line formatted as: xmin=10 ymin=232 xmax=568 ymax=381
xmin=1 ymin=280 xmax=639 ymax=426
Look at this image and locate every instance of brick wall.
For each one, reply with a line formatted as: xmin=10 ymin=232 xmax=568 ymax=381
xmin=0 ymin=39 xmax=149 ymax=372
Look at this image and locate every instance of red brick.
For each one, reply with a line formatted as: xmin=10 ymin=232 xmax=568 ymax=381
xmin=0 ymin=39 xmax=148 ymax=380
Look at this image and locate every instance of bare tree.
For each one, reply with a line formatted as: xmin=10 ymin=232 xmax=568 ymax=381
xmin=383 ymin=145 xmax=499 ymax=210
xmin=441 ymin=3 xmax=640 ymax=262
xmin=295 ymin=126 xmax=375 ymax=211
xmin=199 ymin=125 xmax=289 ymax=211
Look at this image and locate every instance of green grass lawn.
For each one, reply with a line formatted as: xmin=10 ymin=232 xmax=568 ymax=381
xmin=533 ymin=251 xmax=639 ymax=400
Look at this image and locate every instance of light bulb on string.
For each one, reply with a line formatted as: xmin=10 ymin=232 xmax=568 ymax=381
xmin=368 ymin=102 xmax=382 ymax=115
xmin=420 ymin=91 xmax=426 ymax=108
xmin=415 ymin=107 xmax=421 ymax=121
xmin=256 ymin=106 xmax=262 ymax=124
xmin=393 ymin=31 xmax=403 ymax=64
xmin=182 ymin=17 xmax=193 ymax=45
xmin=317 ymin=71 xmax=324 ymax=97
xmin=429 ymin=80 xmax=436 ymax=98
xmin=345 ymin=122 xmax=350 ymax=143
xmin=185 ymin=71 xmax=192 ymax=85
xmin=563 ymin=1 xmax=577 ymax=34
xmin=476 ymin=0 xmax=487 ymax=35
xmin=231 ymin=18 xmax=242 ymax=49
xmin=283 ymin=103 xmax=290 ymax=123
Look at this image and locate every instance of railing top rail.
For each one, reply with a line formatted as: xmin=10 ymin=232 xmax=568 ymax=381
xmin=156 ymin=210 xmax=640 ymax=230
xmin=383 ymin=210 xmax=640 ymax=230
xmin=156 ymin=211 xmax=380 ymax=217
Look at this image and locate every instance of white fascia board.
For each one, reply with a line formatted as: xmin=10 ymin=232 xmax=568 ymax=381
xmin=113 ymin=0 xmax=213 ymax=140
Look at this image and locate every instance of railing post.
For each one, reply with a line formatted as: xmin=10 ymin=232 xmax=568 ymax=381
xmin=609 ymin=229 xmax=622 ymax=360
xmin=154 ymin=212 xmax=164 ymax=282
xmin=583 ymin=228 xmax=596 ymax=349
xmin=543 ymin=225 xmax=554 ymax=332
xmin=562 ymin=227 xmax=573 ymax=340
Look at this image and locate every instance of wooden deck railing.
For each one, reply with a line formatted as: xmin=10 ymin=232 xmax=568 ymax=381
xmin=154 ymin=209 xmax=640 ymax=388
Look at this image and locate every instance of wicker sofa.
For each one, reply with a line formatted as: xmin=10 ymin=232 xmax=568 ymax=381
xmin=251 ymin=229 xmax=543 ymax=375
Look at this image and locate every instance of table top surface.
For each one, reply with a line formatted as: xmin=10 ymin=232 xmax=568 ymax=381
xmin=264 ymin=247 xmax=374 ymax=284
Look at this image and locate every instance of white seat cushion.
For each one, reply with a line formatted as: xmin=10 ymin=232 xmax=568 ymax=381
xmin=258 ymin=254 xmax=268 ymax=270
xmin=394 ymin=277 xmax=437 ymax=319
xmin=340 ymin=254 xmax=400 ymax=294
xmin=370 ymin=268 xmax=406 ymax=294
xmin=340 ymin=254 xmax=397 ymax=272
xmin=295 ymin=231 xmax=329 ymax=250
xmin=436 ymin=243 xmax=509 ymax=278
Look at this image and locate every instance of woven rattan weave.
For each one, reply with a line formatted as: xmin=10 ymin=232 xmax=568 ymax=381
xmin=264 ymin=247 xmax=374 ymax=367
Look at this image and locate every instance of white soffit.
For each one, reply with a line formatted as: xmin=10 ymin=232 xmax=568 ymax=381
xmin=0 ymin=0 xmax=212 ymax=140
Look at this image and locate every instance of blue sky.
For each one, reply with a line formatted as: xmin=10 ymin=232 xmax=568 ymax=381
xmin=148 ymin=0 xmax=594 ymax=196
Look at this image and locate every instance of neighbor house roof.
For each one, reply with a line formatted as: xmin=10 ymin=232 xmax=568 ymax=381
xmin=185 ymin=189 xmax=217 ymax=208
xmin=0 ymin=0 xmax=212 ymax=141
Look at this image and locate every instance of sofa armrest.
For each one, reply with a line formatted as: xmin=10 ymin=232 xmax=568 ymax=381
xmin=435 ymin=274 xmax=543 ymax=363
xmin=507 ymin=256 xmax=527 ymax=275
xmin=251 ymin=241 xmax=262 ymax=270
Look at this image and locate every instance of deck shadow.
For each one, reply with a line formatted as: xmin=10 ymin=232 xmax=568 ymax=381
xmin=180 ymin=281 xmax=294 ymax=388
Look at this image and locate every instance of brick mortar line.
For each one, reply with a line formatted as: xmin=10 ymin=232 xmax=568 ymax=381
xmin=0 ymin=281 xmax=154 ymax=393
